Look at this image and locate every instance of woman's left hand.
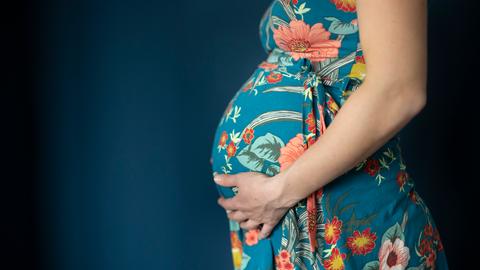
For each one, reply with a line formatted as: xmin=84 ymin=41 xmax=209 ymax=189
xmin=214 ymin=171 xmax=299 ymax=240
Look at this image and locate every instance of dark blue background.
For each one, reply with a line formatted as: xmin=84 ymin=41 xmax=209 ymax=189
xmin=3 ymin=0 xmax=477 ymax=269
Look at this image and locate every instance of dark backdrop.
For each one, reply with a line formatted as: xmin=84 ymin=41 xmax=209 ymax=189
xmin=3 ymin=0 xmax=477 ymax=269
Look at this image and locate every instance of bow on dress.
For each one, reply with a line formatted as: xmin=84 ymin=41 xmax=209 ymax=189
xmin=303 ymin=70 xmax=331 ymax=253
xmin=295 ymin=50 xmax=361 ymax=252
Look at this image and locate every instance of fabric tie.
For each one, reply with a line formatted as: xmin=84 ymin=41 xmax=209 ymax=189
xmin=302 ymin=69 xmax=340 ymax=252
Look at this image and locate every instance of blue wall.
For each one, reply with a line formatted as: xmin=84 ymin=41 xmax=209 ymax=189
xmin=35 ymin=0 xmax=272 ymax=269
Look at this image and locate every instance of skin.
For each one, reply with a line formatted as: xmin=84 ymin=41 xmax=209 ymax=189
xmin=215 ymin=0 xmax=428 ymax=240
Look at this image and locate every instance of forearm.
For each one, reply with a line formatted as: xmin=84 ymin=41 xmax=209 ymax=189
xmin=277 ymin=79 xmax=426 ymax=207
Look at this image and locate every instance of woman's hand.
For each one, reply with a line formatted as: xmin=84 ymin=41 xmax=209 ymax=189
xmin=214 ymin=171 xmax=299 ymax=240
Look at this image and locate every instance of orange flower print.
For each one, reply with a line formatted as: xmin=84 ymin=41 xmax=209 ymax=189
xmin=396 ymin=170 xmax=408 ymax=190
xmin=409 ymin=189 xmax=418 ymax=203
xmin=219 ymin=131 xmax=228 ymax=147
xmin=305 ymin=111 xmax=316 ymax=134
xmin=307 ymin=135 xmax=316 ymax=146
xmin=426 ymin=250 xmax=437 ymax=269
xmin=226 ymin=141 xmax=237 ymax=157
xmin=346 ymin=228 xmax=377 ymax=255
xmin=278 ymin=133 xmax=306 ymax=171
xmin=433 ymin=228 xmax=444 ymax=252
xmin=355 ymin=55 xmax=365 ymax=64
xmin=364 ymin=158 xmax=380 ymax=176
xmin=245 ymin=229 xmax=260 ymax=246
xmin=242 ymin=80 xmax=253 ymax=92
xmin=280 ymin=262 xmax=294 ymax=270
xmin=278 ymin=249 xmax=291 ymax=262
xmin=242 ymin=128 xmax=254 ymax=144
xmin=326 ymin=96 xmax=339 ymax=115
xmin=350 ymin=54 xmax=366 ymax=81
xmin=324 ymin=248 xmax=346 ymax=270
xmin=273 ymin=20 xmax=341 ymax=63
xmin=258 ymin=61 xmax=278 ymax=71
xmin=416 ymin=223 xmax=443 ymax=269
xmin=325 ymin=216 xmax=343 ymax=245
xmin=329 ymin=0 xmax=356 ymax=12
xmin=230 ymin=231 xmax=243 ymax=268
xmin=222 ymin=100 xmax=233 ymax=119
xmin=230 ymin=231 xmax=242 ymax=250
xmin=275 ymin=249 xmax=294 ymax=270
xmin=266 ymin=72 xmax=283 ymax=84
xmin=437 ymin=239 xmax=444 ymax=252
xmin=419 ymin=239 xmax=433 ymax=256
xmin=424 ymin=224 xmax=433 ymax=237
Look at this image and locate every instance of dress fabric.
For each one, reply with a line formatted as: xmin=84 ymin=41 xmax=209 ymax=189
xmin=209 ymin=1 xmax=449 ymax=269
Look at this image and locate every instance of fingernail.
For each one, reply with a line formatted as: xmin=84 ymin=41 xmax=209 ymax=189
xmin=213 ymin=175 xmax=220 ymax=182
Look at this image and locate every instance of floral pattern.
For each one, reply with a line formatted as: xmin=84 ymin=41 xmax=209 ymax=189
xmin=378 ymin=238 xmax=410 ymax=270
xmin=324 ymin=248 xmax=346 ymax=270
xmin=325 ymin=216 xmax=343 ymax=245
xmin=346 ymin=228 xmax=377 ymax=256
xmin=273 ymin=19 xmax=342 ymax=62
xmin=210 ymin=0 xmax=449 ymax=269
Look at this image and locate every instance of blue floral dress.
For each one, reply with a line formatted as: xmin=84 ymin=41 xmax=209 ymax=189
xmin=209 ymin=1 xmax=449 ymax=269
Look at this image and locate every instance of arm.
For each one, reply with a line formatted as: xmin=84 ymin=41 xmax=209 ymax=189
xmin=277 ymin=0 xmax=428 ymax=207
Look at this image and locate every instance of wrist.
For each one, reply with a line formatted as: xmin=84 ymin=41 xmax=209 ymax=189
xmin=272 ymin=169 xmax=305 ymax=209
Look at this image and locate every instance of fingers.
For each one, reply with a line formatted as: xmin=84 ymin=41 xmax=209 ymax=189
xmin=217 ymin=196 xmax=238 ymax=211
xmin=259 ymin=223 xmax=275 ymax=240
xmin=213 ymin=173 xmax=238 ymax=187
xmin=227 ymin=210 xmax=248 ymax=223
xmin=239 ymin=219 xmax=261 ymax=231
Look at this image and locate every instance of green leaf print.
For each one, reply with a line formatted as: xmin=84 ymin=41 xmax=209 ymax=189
xmin=324 ymin=17 xmax=359 ymax=35
xmin=240 ymin=252 xmax=250 ymax=270
xmin=343 ymin=211 xmax=377 ymax=234
xmin=229 ymin=219 xmax=240 ymax=231
xmin=362 ymin=260 xmax=380 ymax=270
xmin=325 ymin=191 xmax=378 ymax=233
xmin=236 ymin=149 xmax=264 ymax=171
xmin=378 ymin=157 xmax=389 ymax=170
xmin=294 ymin=3 xmax=311 ymax=16
xmin=266 ymin=164 xmax=280 ymax=176
xmin=236 ymin=132 xmax=284 ymax=171
xmin=280 ymin=208 xmax=321 ymax=269
xmin=381 ymin=222 xmax=405 ymax=244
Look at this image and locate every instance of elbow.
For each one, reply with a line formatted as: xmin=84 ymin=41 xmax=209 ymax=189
xmin=367 ymin=78 xmax=427 ymax=120
xmin=381 ymin=83 xmax=427 ymax=137
xmin=364 ymin=70 xmax=428 ymax=118
xmin=376 ymin=78 xmax=427 ymax=118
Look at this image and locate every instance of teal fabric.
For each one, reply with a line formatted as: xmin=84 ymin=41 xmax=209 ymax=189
xmin=210 ymin=1 xmax=449 ymax=269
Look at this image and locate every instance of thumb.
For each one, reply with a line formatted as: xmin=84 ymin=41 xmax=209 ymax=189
xmin=258 ymin=223 xmax=275 ymax=240
xmin=213 ymin=173 xmax=237 ymax=187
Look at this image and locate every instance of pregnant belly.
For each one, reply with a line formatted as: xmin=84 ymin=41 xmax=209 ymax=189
xmin=209 ymin=59 xmax=314 ymax=199
xmin=208 ymin=54 xmax=400 ymax=201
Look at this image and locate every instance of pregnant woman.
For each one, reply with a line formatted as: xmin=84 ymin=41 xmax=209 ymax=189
xmin=209 ymin=0 xmax=449 ymax=269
